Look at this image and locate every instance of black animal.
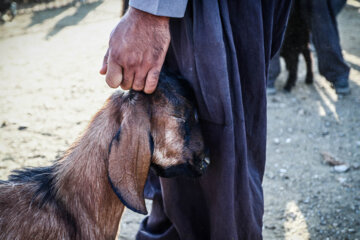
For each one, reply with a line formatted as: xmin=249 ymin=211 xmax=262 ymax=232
xmin=281 ymin=0 xmax=313 ymax=92
xmin=0 ymin=0 xmax=16 ymax=21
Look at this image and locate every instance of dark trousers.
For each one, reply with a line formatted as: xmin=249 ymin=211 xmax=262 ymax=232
xmin=268 ymin=0 xmax=349 ymax=87
xmin=135 ymin=0 xmax=292 ymax=239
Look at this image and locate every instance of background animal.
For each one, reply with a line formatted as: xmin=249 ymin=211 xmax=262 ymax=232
xmin=0 ymin=0 xmax=17 ymax=21
xmin=0 ymin=71 xmax=208 ymax=240
xmin=280 ymin=0 xmax=313 ymax=92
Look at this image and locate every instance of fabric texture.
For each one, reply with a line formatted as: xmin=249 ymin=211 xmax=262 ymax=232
xmin=129 ymin=0 xmax=188 ymax=18
xmin=268 ymin=52 xmax=281 ymax=88
xmin=310 ymin=0 xmax=349 ymax=83
xmin=136 ymin=0 xmax=292 ymax=239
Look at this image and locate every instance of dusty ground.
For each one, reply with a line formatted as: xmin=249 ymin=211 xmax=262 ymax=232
xmin=0 ymin=1 xmax=359 ymax=239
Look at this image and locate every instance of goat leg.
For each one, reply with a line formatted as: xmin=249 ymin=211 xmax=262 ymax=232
xmin=302 ymin=47 xmax=313 ymax=84
xmin=284 ymin=54 xmax=299 ymax=92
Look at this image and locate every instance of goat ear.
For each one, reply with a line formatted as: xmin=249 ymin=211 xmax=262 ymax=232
xmin=108 ymin=101 xmax=151 ymax=215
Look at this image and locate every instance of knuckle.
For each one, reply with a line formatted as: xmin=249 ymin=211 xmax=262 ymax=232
xmin=110 ymin=50 xmax=123 ymax=64
xmin=142 ymin=54 xmax=156 ymax=67
xmin=143 ymin=58 xmax=153 ymax=67
xmin=126 ymin=56 xmax=138 ymax=67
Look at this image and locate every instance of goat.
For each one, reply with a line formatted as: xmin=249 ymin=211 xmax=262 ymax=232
xmin=0 ymin=70 xmax=209 ymax=240
xmin=281 ymin=0 xmax=313 ymax=92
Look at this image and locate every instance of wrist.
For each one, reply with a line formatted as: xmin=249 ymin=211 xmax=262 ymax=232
xmin=128 ymin=6 xmax=169 ymax=26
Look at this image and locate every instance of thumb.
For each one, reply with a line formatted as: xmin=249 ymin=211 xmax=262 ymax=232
xmin=99 ymin=49 xmax=109 ymax=75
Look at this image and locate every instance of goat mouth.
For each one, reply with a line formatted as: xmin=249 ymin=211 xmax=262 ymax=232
xmin=150 ymin=157 xmax=209 ymax=178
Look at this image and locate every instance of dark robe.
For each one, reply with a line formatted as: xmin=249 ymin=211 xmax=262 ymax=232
xmin=137 ymin=0 xmax=292 ymax=239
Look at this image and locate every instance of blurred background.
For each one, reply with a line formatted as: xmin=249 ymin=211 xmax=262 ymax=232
xmin=0 ymin=0 xmax=359 ymax=239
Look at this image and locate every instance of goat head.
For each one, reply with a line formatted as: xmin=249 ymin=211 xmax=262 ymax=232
xmin=107 ymin=70 xmax=209 ymax=214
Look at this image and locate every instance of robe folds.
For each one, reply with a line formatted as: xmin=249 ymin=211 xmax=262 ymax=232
xmin=132 ymin=0 xmax=292 ymax=239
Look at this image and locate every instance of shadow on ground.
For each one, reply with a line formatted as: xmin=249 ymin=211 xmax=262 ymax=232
xmin=45 ymin=1 xmax=103 ymax=39
xmin=26 ymin=4 xmax=73 ymax=28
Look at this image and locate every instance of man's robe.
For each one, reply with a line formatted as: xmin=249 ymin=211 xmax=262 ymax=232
xmin=129 ymin=0 xmax=292 ymax=239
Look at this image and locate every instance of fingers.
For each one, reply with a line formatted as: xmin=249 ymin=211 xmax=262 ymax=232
xmin=144 ymin=67 xmax=161 ymax=94
xmin=132 ymin=70 xmax=147 ymax=91
xmin=103 ymin=53 xmax=161 ymax=93
xmin=99 ymin=49 xmax=109 ymax=75
xmin=100 ymin=63 xmax=108 ymax=75
xmin=106 ymin=52 xmax=123 ymax=88
xmin=121 ymin=68 xmax=134 ymax=90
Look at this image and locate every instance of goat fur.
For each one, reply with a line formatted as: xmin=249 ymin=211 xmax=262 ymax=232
xmin=0 ymin=73 xmax=207 ymax=240
xmin=0 ymin=91 xmax=126 ymax=239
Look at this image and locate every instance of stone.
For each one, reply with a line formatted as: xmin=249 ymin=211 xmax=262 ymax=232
xmin=320 ymin=152 xmax=343 ymax=166
xmin=298 ymin=108 xmax=305 ymax=115
xmin=273 ymin=138 xmax=280 ymax=145
xmin=334 ymin=165 xmax=350 ymax=173
xmin=352 ymin=162 xmax=360 ymax=169
xmin=322 ymin=130 xmax=329 ymax=136
xmin=265 ymin=225 xmax=276 ymax=230
xmin=336 ymin=177 xmax=347 ymax=183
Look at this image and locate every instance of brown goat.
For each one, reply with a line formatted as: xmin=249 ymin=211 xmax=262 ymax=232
xmin=0 ymin=71 xmax=209 ymax=240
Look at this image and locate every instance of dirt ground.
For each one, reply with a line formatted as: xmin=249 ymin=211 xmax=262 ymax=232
xmin=0 ymin=0 xmax=359 ymax=239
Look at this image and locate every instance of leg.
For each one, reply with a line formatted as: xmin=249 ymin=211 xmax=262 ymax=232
xmin=136 ymin=0 xmax=292 ymax=239
xmin=302 ymin=47 xmax=313 ymax=84
xmin=283 ymin=53 xmax=299 ymax=92
xmin=136 ymin=193 xmax=180 ymax=240
xmin=309 ymin=0 xmax=350 ymax=93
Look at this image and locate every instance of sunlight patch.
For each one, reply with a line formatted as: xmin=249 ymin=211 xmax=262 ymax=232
xmin=284 ymin=201 xmax=310 ymax=240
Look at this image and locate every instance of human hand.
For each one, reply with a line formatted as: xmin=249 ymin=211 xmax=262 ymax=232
xmin=100 ymin=7 xmax=170 ymax=94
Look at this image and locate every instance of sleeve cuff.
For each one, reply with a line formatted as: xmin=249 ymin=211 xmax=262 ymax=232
xmin=129 ymin=0 xmax=188 ymax=18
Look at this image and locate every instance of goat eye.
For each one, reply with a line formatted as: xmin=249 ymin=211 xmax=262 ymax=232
xmin=194 ymin=110 xmax=199 ymax=122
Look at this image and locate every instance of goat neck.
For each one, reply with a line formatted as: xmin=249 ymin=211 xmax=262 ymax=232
xmin=54 ymin=92 xmax=126 ymax=239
